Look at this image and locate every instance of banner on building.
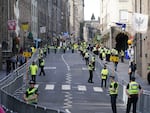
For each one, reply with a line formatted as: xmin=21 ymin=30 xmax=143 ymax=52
xmin=40 ymin=26 xmax=46 ymax=33
xmin=132 ymin=13 xmax=148 ymax=33
xmin=8 ymin=20 xmax=16 ymax=30
xmin=21 ymin=22 xmax=29 ymax=31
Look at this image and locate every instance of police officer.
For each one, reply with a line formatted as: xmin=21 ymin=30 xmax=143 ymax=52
xmin=29 ymin=61 xmax=38 ymax=83
xmin=23 ymin=80 xmax=38 ymax=104
xmin=88 ymin=61 xmax=94 ymax=83
xmin=84 ymin=51 xmax=89 ymax=65
xmin=101 ymin=65 xmax=109 ymax=88
xmin=47 ymin=44 xmax=50 ymax=54
xmin=126 ymin=77 xmax=143 ymax=113
xmin=91 ymin=55 xmax=96 ymax=70
xmin=39 ymin=57 xmax=45 ymax=76
xmin=109 ymin=76 xmax=118 ymax=113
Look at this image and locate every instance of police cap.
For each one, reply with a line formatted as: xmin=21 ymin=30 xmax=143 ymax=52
xmin=131 ymin=76 xmax=135 ymax=81
xmin=29 ymin=80 xmax=35 ymax=84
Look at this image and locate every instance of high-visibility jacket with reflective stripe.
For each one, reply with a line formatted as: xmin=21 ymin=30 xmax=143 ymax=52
xmin=101 ymin=69 xmax=108 ymax=79
xmin=109 ymin=82 xmax=118 ymax=95
xmin=128 ymin=81 xmax=139 ymax=95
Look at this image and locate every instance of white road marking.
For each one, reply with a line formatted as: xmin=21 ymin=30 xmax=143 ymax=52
xmin=82 ymin=67 xmax=88 ymax=70
xmin=44 ymin=67 xmax=56 ymax=69
xmin=65 ymin=109 xmax=71 ymax=113
xmin=45 ymin=84 xmax=54 ymax=90
xmin=93 ymin=87 xmax=103 ymax=92
xmin=78 ymin=85 xmax=87 ymax=91
xmin=62 ymin=85 xmax=71 ymax=90
xmin=62 ymin=55 xmax=70 ymax=71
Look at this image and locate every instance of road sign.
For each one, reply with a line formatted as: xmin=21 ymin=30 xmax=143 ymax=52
xmin=23 ymin=52 xmax=31 ymax=58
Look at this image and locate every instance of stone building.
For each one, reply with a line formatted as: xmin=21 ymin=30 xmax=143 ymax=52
xmin=134 ymin=0 xmax=150 ymax=79
xmin=0 ymin=0 xmax=71 ymax=70
xmin=100 ymin=0 xmax=150 ymax=79
xmin=83 ymin=14 xmax=100 ymax=42
xmin=73 ymin=0 xmax=84 ymax=41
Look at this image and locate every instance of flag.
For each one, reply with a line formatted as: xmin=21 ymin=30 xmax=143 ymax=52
xmin=132 ymin=13 xmax=148 ymax=33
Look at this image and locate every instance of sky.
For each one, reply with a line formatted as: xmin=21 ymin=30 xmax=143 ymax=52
xmin=84 ymin=0 xmax=100 ymax=20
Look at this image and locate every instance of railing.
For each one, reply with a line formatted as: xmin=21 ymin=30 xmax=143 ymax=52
xmin=0 ymin=50 xmax=66 ymax=113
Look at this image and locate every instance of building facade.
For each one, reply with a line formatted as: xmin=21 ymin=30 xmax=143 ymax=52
xmin=73 ymin=0 xmax=84 ymax=41
xmin=0 ymin=0 xmax=71 ymax=70
xmin=100 ymin=0 xmax=150 ymax=79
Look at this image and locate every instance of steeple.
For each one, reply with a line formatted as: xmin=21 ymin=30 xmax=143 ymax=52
xmin=91 ymin=13 xmax=95 ymax=21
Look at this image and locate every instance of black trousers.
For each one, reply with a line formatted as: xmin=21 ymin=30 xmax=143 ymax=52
xmin=39 ymin=66 xmax=45 ymax=75
xmin=31 ymin=75 xmax=36 ymax=83
xmin=126 ymin=95 xmax=138 ymax=113
xmin=85 ymin=58 xmax=89 ymax=65
xmin=110 ymin=94 xmax=117 ymax=113
xmin=101 ymin=79 xmax=107 ymax=87
xmin=92 ymin=62 xmax=95 ymax=70
xmin=88 ymin=70 xmax=93 ymax=83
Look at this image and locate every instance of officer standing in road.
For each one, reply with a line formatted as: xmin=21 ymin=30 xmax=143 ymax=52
xmin=84 ymin=51 xmax=89 ymax=65
xmin=39 ymin=57 xmax=45 ymax=76
xmin=88 ymin=61 xmax=94 ymax=83
xmin=109 ymin=76 xmax=118 ymax=113
xmin=23 ymin=80 xmax=38 ymax=104
xmin=101 ymin=65 xmax=109 ymax=88
xmin=91 ymin=55 xmax=96 ymax=70
xmin=29 ymin=61 xmax=38 ymax=83
xmin=126 ymin=77 xmax=143 ymax=113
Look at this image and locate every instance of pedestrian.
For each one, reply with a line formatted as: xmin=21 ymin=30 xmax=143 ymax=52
xmin=130 ymin=61 xmax=136 ymax=78
xmin=71 ymin=44 xmax=74 ymax=53
xmin=88 ymin=61 xmax=94 ymax=83
xmin=63 ymin=45 xmax=66 ymax=53
xmin=54 ymin=45 xmax=57 ymax=54
xmin=39 ymin=57 xmax=45 ymax=76
xmin=6 ymin=59 xmax=11 ymax=75
xmin=29 ymin=61 xmax=38 ymax=83
xmin=43 ymin=47 xmax=47 ymax=57
xmin=101 ymin=65 xmax=109 ymax=88
xmin=109 ymin=76 xmax=118 ymax=113
xmin=23 ymin=80 xmax=38 ymax=104
xmin=126 ymin=77 xmax=143 ymax=113
xmin=120 ymin=50 xmax=124 ymax=63
xmin=47 ymin=44 xmax=50 ymax=54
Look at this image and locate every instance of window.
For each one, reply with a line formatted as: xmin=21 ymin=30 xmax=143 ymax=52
xmin=119 ymin=10 xmax=128 ymax=22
